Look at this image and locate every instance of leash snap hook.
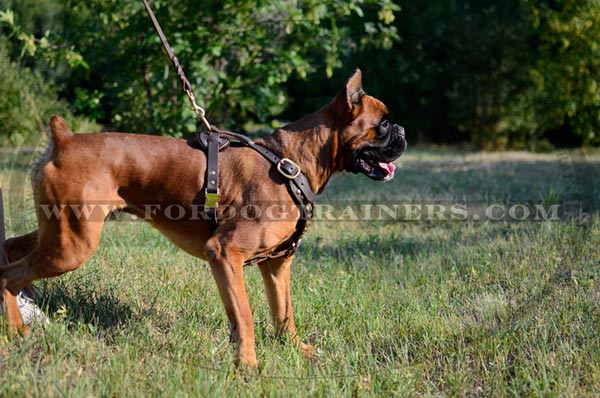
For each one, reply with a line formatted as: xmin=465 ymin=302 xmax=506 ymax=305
xmin=185 ymin=89 xmax=212 ymax=131
xmin=277 ymin=158 xmax=301 ymax=179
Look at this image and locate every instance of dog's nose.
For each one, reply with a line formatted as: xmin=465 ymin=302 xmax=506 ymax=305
xmin=394 ymin=125 xmax=405 ymax=140
xmin=396 ymin=125 xmax=405 ymax=138
xmin=394 ymin=125 xmax=407 ymax=153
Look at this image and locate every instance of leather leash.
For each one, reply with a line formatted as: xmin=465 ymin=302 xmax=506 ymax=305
xmin=141 ymin=0 xmax=211 ymax=131
xmin=141 ymin=0 xmax=221 ymax=224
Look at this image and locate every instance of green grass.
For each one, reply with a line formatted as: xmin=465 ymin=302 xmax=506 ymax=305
xmin=0 ymin=149 xmax=599 ymax=397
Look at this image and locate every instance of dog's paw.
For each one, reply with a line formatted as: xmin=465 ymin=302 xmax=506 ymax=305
xmin=234 ymin=356 xmax=258 ymax=382
xmin=300 ymin=342 xmax=322 ymax=359
xmin=234 ymin=349 xmax=258 ymax=370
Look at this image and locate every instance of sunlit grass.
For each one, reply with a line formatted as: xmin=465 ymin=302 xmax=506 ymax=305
xmin=0 ymin=149 xmax=599 ymax=397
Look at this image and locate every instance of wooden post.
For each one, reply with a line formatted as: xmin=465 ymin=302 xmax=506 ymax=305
xmin=0 ymin=184 xmax=6 ymax=266
xmin=1 ymin=183 xmax=8 ymax=314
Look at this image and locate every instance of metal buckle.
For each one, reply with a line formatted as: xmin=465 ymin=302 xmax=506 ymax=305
xmin=204 ymin=190 xmax=219 ymax=209
xmin=277 ymin=158 xmax=301 ymax=179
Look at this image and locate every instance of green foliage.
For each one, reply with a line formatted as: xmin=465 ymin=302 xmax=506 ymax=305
xmin=410 ymin=0 xmax=600 ymax=148
xmin=1 ymin=0 xmax=600 ymax=148
xmin=332 ymin=1 xmax=532 ymax=149
xmin=0 ymin=0 xmax=88 ymax=74
xmin=291 ymin=0 xmax=600 ymax=149
xmin=0 ymin=40 xmax=98 ymax=147
xmin=1 ymin=0 xmax=398 ymax=140
xmin=517 ymin=0 xmax=600 ymax=146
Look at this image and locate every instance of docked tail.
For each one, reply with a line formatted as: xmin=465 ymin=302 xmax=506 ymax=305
xmin=31 ymin=116 xmax=74 ymax=191
xmin=48 ymin=115 xmax=74 ymax=142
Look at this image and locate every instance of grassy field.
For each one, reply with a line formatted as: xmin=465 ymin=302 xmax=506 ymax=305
xmin=0 ymin=148 xmax=599 ymax=397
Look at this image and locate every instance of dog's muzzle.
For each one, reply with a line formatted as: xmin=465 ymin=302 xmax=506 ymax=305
xmin=350 ymin=124 xmax=406 ymax=182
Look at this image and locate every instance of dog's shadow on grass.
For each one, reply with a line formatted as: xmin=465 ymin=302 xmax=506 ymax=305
xmin=38 ymin=281 xmax=134 ymax=332
xmin=299 ymin=228 xmax=438 ymax=267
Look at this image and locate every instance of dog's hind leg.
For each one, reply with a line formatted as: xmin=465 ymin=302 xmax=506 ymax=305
xmin=0 ymin=231 xmax=38 ymax=335
xmin=1 ymin=211 xmax=104 ymax=297
xmin=259 ymin=256 xmax=316 ymax=358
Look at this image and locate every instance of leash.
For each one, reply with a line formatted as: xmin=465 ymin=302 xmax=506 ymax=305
xmin=142 ymin=0 xmax=315 ymax=262
xmin=141 ymin=0 xmax=211 ymax=131
xmin=140 ymin=0 xmax=221 ymax=223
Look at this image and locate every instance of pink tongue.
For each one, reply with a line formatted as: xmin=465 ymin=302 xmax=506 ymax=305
xmin=378 ymin=161 xmax=396 ymax=175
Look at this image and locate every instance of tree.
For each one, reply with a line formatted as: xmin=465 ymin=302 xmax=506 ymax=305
xmin=3 ymin=0 xmax=599 ymax=148
xmin=515 ymin=0 xmax=600 ymax=146
xmin=1 ymin=0 xmax=399 ymax=141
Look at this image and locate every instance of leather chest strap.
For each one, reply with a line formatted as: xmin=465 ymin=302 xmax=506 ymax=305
xmin=204 ymin=132 xmax=220 ymax=232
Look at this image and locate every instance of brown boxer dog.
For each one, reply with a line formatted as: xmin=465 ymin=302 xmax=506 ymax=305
xmin=0 ymin=69 xmax=406 ymax=367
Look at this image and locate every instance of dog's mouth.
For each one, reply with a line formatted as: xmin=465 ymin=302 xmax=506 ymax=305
xmin=352 ymin=153 xmax=397 ymax=182
xmin=348 ymin=123 xmax=406 ymax=182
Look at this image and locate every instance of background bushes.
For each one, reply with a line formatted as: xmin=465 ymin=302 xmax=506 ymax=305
xmin=1 ymin=0 xmax=599 ymax=149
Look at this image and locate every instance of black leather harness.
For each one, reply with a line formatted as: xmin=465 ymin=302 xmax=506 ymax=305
xmin=142 ymin=0 xmax=312 ymax=264
xmin=141 ymin=0 xmax=314 ymax=264
xmin=191 ymin=129 xmax=314 ymax=265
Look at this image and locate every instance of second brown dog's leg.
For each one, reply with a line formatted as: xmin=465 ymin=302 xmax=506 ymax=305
xmin=3 ymin=231 xmax=38 ymax=263
xmin=1 ymin=231 xmax=38 ymax=335
xmin=258 ymin=256 xmax=315 ymax=358
xmin=4 ymin=231 xmax=39 ymax=296
xmin=1 ymin=282 xmax=29 ymax=336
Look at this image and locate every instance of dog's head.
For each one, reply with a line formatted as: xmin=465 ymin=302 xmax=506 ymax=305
xmin=332 ymin=69 xmax=406 ymax=182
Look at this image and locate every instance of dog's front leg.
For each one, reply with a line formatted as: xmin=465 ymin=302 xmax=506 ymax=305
xmin=259 ymin=256 xmax=315 ymax=358
xmin=205 ymin=237 xmax=257 ymax=368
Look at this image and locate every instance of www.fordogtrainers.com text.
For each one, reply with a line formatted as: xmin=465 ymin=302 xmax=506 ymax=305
xmin=36 ymin=201 xmax=588 ymax=222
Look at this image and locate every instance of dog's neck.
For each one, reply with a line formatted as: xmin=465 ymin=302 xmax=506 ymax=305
xmin=257 ymin=104 xmax=344 ymax=195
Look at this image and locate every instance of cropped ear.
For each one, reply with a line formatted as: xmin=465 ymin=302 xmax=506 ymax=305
xmin=332 ymin=69 xmax=365 ymax=119
xmin=345 ymin=69 xmax=364 ymax=106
